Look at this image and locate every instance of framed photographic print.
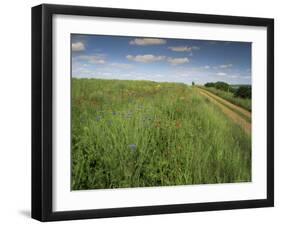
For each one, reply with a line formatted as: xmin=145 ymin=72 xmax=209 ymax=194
xmin=32 ymin=4 xmax=274 ymax=221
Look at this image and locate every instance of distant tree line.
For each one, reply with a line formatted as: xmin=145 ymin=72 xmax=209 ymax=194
xmin=205 ymin=81 xmax=233 ymax=92
xmin=204 ymin=81 xmax=251 ymax=99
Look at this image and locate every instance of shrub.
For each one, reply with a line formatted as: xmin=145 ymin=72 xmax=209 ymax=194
xmin=205 ymin=82 xmax=215 ymax=88
xmin=234 ymin=86 xmax=251 ymax=99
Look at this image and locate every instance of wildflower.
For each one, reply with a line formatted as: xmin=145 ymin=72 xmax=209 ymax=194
xmin=155 ymin=120 xmax=161 ymax=128
xmin=124 ymin=114 xmax=131 ymax=119
xmin=80 ymin=115 xmax=86 ymax=123
xmin=128 ymin=144 xmax=137 ymax=152
xmin=124 ymin=111 xmax=133 ymax=119
xmin=143 ymin=115 xmax=153 ymax=121
xmin=175 ymin=120 xmax=182 ymax=128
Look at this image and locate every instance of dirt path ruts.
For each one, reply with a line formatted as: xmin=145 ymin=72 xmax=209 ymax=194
xmin=198 ymin=88 xmax=251 ymax=119
xmin=197 ymin=88 xmax=251 ymax=135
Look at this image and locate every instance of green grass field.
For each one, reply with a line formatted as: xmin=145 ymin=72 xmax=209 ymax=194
xmin=71 ymin=78 xmax=251 ymax=190
xmin=199 ymin=86 xmax=251 ymax=111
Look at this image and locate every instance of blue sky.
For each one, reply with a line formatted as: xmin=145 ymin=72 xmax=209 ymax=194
xmin=71 ymin=34 xmax=251 ymax=85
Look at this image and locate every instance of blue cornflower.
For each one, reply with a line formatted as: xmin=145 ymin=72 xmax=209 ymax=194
xmin=124 ymin=111 xmax=133 ymax=119
xmin=143 ymin=115 xmax=152 ymax=121
xmin=80 ymin=115 xmax=86 ymax=123
xmin=128 ymin=144 xmax=137 ymax=152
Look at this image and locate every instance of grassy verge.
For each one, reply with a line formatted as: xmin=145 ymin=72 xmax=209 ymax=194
xmin=72 ymin=78 xmax=251 ymax=190
xmin=198 ymin=86 xmax=251 ymax=112
xmin=198 ymin=89 xmax=251 ymax=123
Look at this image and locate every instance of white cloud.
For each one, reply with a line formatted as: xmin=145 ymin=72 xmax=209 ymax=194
xmin=127 ymin=55 xmax=189 ymax=65
xmin=168 ymin=46 xmax=192 ymax=52
xmin=77 ymin=55 xmax=106 ymax=64
xmin=110 ymin=62 xmax=133 ymax=69
xmin=217 ymin=72 xmax=227 ymax=76
xmin=72 ymin=42 xmax=85 ymax=51
xmin=203 ymin=65 xmax=210 ymax=69
xmin=219 ymin=64 xmax=233 ymax=68
xmin=191 ymin=46 xmax=200 ymax=50
xmin=167 ymin=57 xmax=189 ymax=65
xmin=72 ymin=65 xmax=95 ymax=77
xmin=129 ymin=38 xmax=166 ymax=46
xmin=126 ymin=54 xmax=166 ymax=63
xmin=168 ymin=46 xmax=200 ymax=52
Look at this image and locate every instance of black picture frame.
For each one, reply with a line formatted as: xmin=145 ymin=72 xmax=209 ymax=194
xmin=32 ymin=4 xmax=274 ymax=222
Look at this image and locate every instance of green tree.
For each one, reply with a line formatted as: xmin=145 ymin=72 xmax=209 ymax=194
xmin=234 ymin=86 xmax=251 ymax=99
xmin=205 ymin=82 xmax=215 ymax=88
xmin=214 ymin=81 xmax=230 ymax=92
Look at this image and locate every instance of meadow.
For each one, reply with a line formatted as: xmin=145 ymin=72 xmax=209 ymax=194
xmin=71 ymin=78 xmax=251 ymax=190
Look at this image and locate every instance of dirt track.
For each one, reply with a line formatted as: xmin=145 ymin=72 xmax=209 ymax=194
xmin=197 ymin=88 xmax=251 ymax=135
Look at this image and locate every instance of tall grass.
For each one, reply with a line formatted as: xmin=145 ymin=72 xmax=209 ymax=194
xmin=199 ymin=86 xmax=251 ymax=111
xmin=72 ymin=78 xmax=251 ymax=190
